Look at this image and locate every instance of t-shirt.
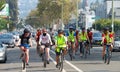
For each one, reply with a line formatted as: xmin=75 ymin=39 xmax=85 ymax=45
xmin=88 ymin=32 xmax=93 ymax=40
xmin=20 ymin=34 xmax=31 ymax=44
xmin=39 ymin=33 xmax=52 ymax=44
xmin=36 ymin=31 xmax=41 ymax=41
xmin=102 ymin=33 xmax=112 ymax=43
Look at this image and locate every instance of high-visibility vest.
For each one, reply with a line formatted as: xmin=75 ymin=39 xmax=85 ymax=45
xmin=56 ymin=35 xmax=66 ymax=47
xmin=79 ymin=32 xmax=87 ymax=42
xmin=68 ymin=32 xmax=75 ymax=42
xmin=105 ymin=33 xmax=112 ymax=43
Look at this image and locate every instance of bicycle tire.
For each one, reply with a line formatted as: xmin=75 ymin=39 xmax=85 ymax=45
xmin=68 ymin=48 xmax=73 ymax=61
xmin=107 ymin=50 xmax=111 ymax=64
xmin=43 ymin=51 xmax=46 ymax=68
xmin=104 ymin=54 xmax=107 ymax=63
xmin=60 ymin=53 xmax=64 ymax=71
xmin=22 ymin=59 xmax=26 ymax=70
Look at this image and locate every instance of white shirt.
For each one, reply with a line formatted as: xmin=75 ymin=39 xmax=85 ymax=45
xmin=39 ymin=33 xmax=52 ymax=44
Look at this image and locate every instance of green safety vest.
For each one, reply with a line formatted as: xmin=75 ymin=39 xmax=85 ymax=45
xmin=68 ymin=32 xmax=75 ymax=42
xmin=56 ymin=35 xmax=66 ymax=47
xmin=79 ymin=32 xmax=87 ymax=42
xmin=105 ymin=33 xmax=112 ymax=43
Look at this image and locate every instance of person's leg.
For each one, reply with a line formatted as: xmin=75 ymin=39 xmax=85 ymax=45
xmin=19 ymin=46 xmax=25 ymax=58
xmin=56 ymin=55 xmax=59 ymax=68
xmin=102 ymin=45 xmax=106 ymax=59
xmin=36 ymin=41 xmax=39 ymax=54
xmin=25 ymin=49 xmax=29 ymax=64
xmin=45 ymin=47 xmax=50 ymax=62
xmin=79 ymin=42 xmax=83 ymax=55
xmin=72 ymin=42 xmax=75 ymax=57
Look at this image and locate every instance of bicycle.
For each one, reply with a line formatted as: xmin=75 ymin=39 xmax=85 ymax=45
xmin=68 ymin=42 xmax=73 ymax=61
xmin=81 ymin=41 xmax=88 ymax=59
xmin=57 ymin=48 xmax=64 ymax=72
xmin=104 ymin=44 xmax=112 ymax=64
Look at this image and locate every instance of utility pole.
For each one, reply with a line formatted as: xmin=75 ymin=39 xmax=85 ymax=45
xmin=112 ymin=0 xmax=114 ymax=32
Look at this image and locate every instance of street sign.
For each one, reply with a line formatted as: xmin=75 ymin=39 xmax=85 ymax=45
xmin=0 ymin=3 xmax=9 ymax=16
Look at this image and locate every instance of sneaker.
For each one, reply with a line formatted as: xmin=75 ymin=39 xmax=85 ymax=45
xmin=39 ymin=53 xmax=43 ymax=57
xmin=47 ymin=60 xmax=49 ymax=64
xmin=26 ymin=63 xmax=29 ymax=66
xmin=56 ymin=64 xmax=58 ymax=68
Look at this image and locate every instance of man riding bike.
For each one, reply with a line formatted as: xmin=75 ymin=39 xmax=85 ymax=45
xmin=67 ymin=26 xmax=76 ymax=58
xmin=55 ymin=29 xmax=67 ymax=68
xmin=87 ymin=29 xmax=93 ymax=48
xmin=101 ymin=27 xmax=113 ymax=60
xmin=36 ymin=28 xmax=42 ymax=54
xmin=79 ymin=27 xmax=89 ymax=57
xmin=17 ymin=28 xmax=32 ymax=66
xmin=39 ymin=28 xmax=52 ymax=64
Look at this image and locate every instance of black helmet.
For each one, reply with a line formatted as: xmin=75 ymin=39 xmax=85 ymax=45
xmin=58 ymin=29 xmax=63 ymax=34
xmin=24 ymin=28 xmax=30 ymax=33
xmin=82 ymin=27 xmax=85 ymax=30
xmin=103 ymin=27 xmax=109 ymax=31
xmin=69 ymin=26 xmax=73 ymax=29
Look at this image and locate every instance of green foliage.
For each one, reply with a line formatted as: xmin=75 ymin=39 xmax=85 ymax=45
xmin=0 ymin=0 xmax=6 ymax=11
xmin=0 ymin=18 xmax=8 ymax=31
xmin=93 ymin=19 xmax=120 ymax=32
xmin=36 ymin=0 xmax=80 ymax=26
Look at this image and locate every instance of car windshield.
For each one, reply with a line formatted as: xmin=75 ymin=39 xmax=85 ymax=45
xmin=0 ymin=34 xmax=13 ymax=39
xmin=115 ymin=38 xmax=120 ymax=41
xmin=93 ymin=32 xmax=102 ymax=37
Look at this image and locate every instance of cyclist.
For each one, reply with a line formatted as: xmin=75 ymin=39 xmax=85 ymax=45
xmin=75 ymin=29 xmax=79 ymax=53
xmin=55 ymin=29 xmax=67 ymax=68
xmin=36 ymin=28 xmax=42 ymax=54
xmin=67 ymin=26 xmax=76 ymax=58
xmin=18 ymin=28 xmax=32 ymax=65
xmin=79 ymin=27 xmax=89 ymax=56
xmin=39 ymin=28 xmax=52 ymax=64
xmin=87 ymin=29 xmax=93 ymax=48
xmin=101 ymin=27 xmax=113 ymax=60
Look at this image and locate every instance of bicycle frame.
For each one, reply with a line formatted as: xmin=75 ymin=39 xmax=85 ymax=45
xmin=58 ymin=48 xmax=64 ymax=72
xmin=82 ymin=41 xmax=87 ymax=58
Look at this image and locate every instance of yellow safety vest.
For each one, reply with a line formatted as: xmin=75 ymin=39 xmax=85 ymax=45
xmin=79 ymin=32 xmax=87 ymax=42
xmin=105 ymin=33 xmax=112 ymax=43
xmin=68 ymin=32 xmax=75 ymax=42
xmin=56 ymin=35 xmax=66 ymax=47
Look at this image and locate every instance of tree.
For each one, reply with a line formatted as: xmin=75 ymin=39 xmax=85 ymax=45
xmin=0 ymin=18 xmax=8 ymax=31
xmin=93 ymin=19 xmax=120 ymax=32
xmin=0 ymin=0 xmax=6 ymax=11
xmin=37 ymin=0 xmax=80 ymax=26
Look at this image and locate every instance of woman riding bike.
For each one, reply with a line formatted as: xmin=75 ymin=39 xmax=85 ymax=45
xmin=17 ymin=28 xmax=32 ymax=66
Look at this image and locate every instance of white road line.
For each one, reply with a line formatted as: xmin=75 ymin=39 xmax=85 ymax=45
xmin=50 ymin=56 xmax=66 ymax=72
xmin=50 ymin=50 xmax=84 ymax=72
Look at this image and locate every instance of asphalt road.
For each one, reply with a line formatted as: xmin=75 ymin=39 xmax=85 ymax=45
xmin=0 ymin=41 xmax=120 ymax=72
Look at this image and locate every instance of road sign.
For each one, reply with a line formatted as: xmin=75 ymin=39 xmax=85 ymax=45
xmin=0 ymin=3 xmax=9 ymax=16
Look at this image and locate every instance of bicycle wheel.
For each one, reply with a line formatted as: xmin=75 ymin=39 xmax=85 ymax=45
xmin=107 ymin=50 xmax=111 ymax=64
xmin=69 ymin=48 xmax=73 ymax=61
xmin=43 ymin=52 xmax=46 ymax=68
xmin=104 ymin=54 xmax=107 ymax=63
xmin=60 ymin=53 xmax=64 ymax=71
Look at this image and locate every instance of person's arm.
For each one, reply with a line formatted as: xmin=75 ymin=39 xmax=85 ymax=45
xmin=29 ymin=38 xmax=32 ymax=47
xmin=39 ymin=35 xmax=42 ymax=45
xmin=48 ymin=34 xmax=52 ymax=45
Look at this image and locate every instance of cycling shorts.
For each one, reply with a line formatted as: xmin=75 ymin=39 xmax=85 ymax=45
xmin=55 ymin=47 xmax=66 ymax=56
xmin=20 ymin=44 xmax=30 ymax=49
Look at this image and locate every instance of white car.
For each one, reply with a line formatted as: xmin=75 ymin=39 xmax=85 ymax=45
xmin=0 ymin=43 xmax=7 ymax=63
xmin=113 ymin=37 xmax=120 ymax=51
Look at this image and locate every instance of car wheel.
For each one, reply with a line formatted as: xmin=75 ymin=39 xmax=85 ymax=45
xmin=2 ymin=55 xmax=7 ymax=63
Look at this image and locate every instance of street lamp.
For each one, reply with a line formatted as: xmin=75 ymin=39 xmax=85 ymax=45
xmin=76 ymin=0 xmax=79 ymax=29
xmin=111 ymin=0 xmax=114 ymax=32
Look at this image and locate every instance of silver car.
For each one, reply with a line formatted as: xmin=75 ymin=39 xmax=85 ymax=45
xmin=0 ymin=34 xmax=15 ymax=48
xmin=0 ymin=43 xmax=7 ymax=63
xmin=113 ymin=37 xmax=120 ymax=51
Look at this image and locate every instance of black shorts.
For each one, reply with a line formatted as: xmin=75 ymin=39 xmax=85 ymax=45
xmin=41 ymin=43 xmax=50 ymax=48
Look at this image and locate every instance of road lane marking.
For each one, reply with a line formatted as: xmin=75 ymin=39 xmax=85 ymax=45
xmin=50 ymin=50 xmax=84 ymax=72
xmin=50 ymin=56 xmax=66 ymax=72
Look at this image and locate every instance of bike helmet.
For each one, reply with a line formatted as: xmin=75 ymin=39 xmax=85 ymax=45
xmin=103 ymin=27 xmax=109 ymax=31
xmin=82 ymin=27 xmax=85 ymax=30
xmin=58 ymin=29 xmax=63 ymax=34
xmin=24 ymin=28 xmax=30 ymax=33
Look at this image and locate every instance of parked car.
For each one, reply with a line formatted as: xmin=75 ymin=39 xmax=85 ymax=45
xmin=92 ymin=31 xmax=102 ymax=45
xmin=0 ymin=34 xmax=15 ymax=48
xmin=113 ymin=37 xmax=120 ymax=51
xmin=0 ymin=43 xmax=7 ymax=63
